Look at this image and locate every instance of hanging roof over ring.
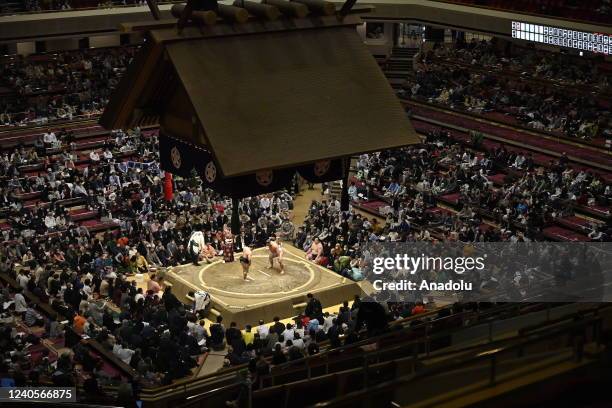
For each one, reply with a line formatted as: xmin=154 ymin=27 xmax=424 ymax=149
xmin=100 ymin=5 xmax=420 ymax=177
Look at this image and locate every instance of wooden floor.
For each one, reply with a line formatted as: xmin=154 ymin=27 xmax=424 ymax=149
xmin=292 ymin=184 xmax=326 ymax=226
xmin=292 ymin=183 xmax=387 ymax=227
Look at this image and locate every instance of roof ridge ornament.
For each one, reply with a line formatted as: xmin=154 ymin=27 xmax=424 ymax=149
xmin=164 ymin=0 xmax=353 ymax=32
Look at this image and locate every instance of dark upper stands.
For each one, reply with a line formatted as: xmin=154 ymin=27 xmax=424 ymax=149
xmin=432 ymin=0 xmax=612 ymax=24
xmin=0 ymin=0 xmax=178 ymax=15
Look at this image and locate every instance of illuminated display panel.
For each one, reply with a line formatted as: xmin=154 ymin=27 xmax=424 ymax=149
xmin=512 ymin=21 xmax=610 ymax=55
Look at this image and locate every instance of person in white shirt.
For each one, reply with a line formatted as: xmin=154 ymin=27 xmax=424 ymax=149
xmin=274 ymin=335 xmax=286 ymax=351
xmin=283 ymin=323 xmax=295 ymax=342
xmin=14 ymin=289 xmax=27 ymax=314
xmin=322 ymin=312 xmax=335 ymax=333
xmin=134 ymin=288 xmax=145 ymax=303
xmin=82 ymin=279 xmax=93 ymax=299
xmin=55 ymin=215 xmax=67 ymax=229
xmin=16 ymin=271 xmax=29 ymax=290
xmin=73 ymin=183 xmax=87 ymax=197
xmin=260 ymin=196 xmax=271 ymax=211
xmin=348 ymin=183 xmax=358 ymax=201
xmin=257 ymin=320 xmax=269 ymax=340
xmin=44 ymin=214 xmax=57 ymax=230
xmin=513 ymin=154 xmax=526 ymax=169
xmin=292 ymin=333 xmax=305 ymax=350
xmin=329 ymin=198 xmax=341 ymax=213
xmin=193 ymin=290 xmax=211 ymax=317
xmin=89 ymin=151 xmax=100 ymax=162
xmin=43 ymin=131 xmax=58 ymax=146
xmin=113 ymin=342 xmax=135 ymax=364
xmin=589 ymin=228 xmax=603 ymax=241
xmin=109 ymin=173 xmax=122 ymax=187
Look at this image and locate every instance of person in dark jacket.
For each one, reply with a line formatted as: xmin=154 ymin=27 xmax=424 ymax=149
xmin=209 ymin=315 xmax=226 ymax=350
xmin=304 ymin=293 xmax=323 ymax=323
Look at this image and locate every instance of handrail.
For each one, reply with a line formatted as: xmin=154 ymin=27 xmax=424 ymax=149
xmin=146 ymin=303 xmax=540 ymax=404
xmin=139 ymin=304 xmax=456 ymax=395
xmin=256 ymin=312 xmax=603 ymax=399
xmin=0 ymin=112 xmax=104 ymax=131
xmin=263 ymin=303 xmax=512 ymax=377
xmin=179 ymin=310 xmax=603 ymax=408
xmin=255 ymin=303 xmax=605 ymax=388
xmin=312 ymin=315 xmax=603 ymax=407
xmin=0 ymin=117 xmax=101 ymax=140
xmin=178 ymin=382 xmax=243 ymax=404
xmin=422 ymin=303 xmax=609 ymax=362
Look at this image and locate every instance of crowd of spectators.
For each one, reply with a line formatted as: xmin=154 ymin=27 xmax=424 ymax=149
xmin=1 ymin=0 xmax=155 ymax=14
xmin=442 ymin=0 xmax=611 ymax=24
xmin=402 ymin=39 xmax=611 ymax=140
xmin=290 ymin=125 xmax=610 ymax=285
xmin=0 ymin=46 xmax=138 ymax=127
xmin=0 ymin=116 xmax=303 ymax=400
xmin=19 ymin=0 xmax=72 ymax=12
xmin=294 ymin=198 xmax=374 ymax=281
xmin=0 ymin=119 xmax=538 ymax=401
xmin=0 ymin=35 xmax=610 ymax=405
xmin=220 ymin=292 xmax=407 ymax=373
xmin=348 ymin=130 xmax=610 ymax=241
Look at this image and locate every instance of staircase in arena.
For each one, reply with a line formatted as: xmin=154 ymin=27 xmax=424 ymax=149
xmin=328 ymin=180 xmax=343 ymax=199
xmin=384 ymin=47 xmax=418 ymax=88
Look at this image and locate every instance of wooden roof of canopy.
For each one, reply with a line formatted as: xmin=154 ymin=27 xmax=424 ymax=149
xmin=100 ymin=13 xmax=420 ymax=177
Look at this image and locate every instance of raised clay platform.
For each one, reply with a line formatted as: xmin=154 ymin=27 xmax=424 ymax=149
xmin=164 ymin=244 xmax=364 ymax=326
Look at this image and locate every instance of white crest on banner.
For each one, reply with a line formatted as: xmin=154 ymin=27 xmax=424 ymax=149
xmin=170 ymin=147 xmax=182 ymax=169
xmin=204 ymin=161 xmax=217 ymax=183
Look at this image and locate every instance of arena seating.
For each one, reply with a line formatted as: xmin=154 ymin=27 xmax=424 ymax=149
xmin=403 ymin=43 xmax=611 ymax=143
xmin=0 ymin=272 xmax=137 ymax=381
xmin=431 ymin=0 xmax=611 ymax=24
xmin=0 ymin=46 xmax=137 ymax=126
xmin=0 ymin=30 xmax=610 ymax=408
xmin=0 ymin=0 xmax=178 ymax=15
xmin=352 ymin=124 xmax=609 ymax=242
xmin=407 ymin=103 xmax=612 ymax=178
xmin=0 ymin=121 xmax=161 ymax=239
xmin=363 ymin=42 xmax=611 ymax=244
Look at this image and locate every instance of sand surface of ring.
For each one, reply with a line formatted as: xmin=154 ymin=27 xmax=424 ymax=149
xmin=198 ymin=249 xmax=315 ymax=295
